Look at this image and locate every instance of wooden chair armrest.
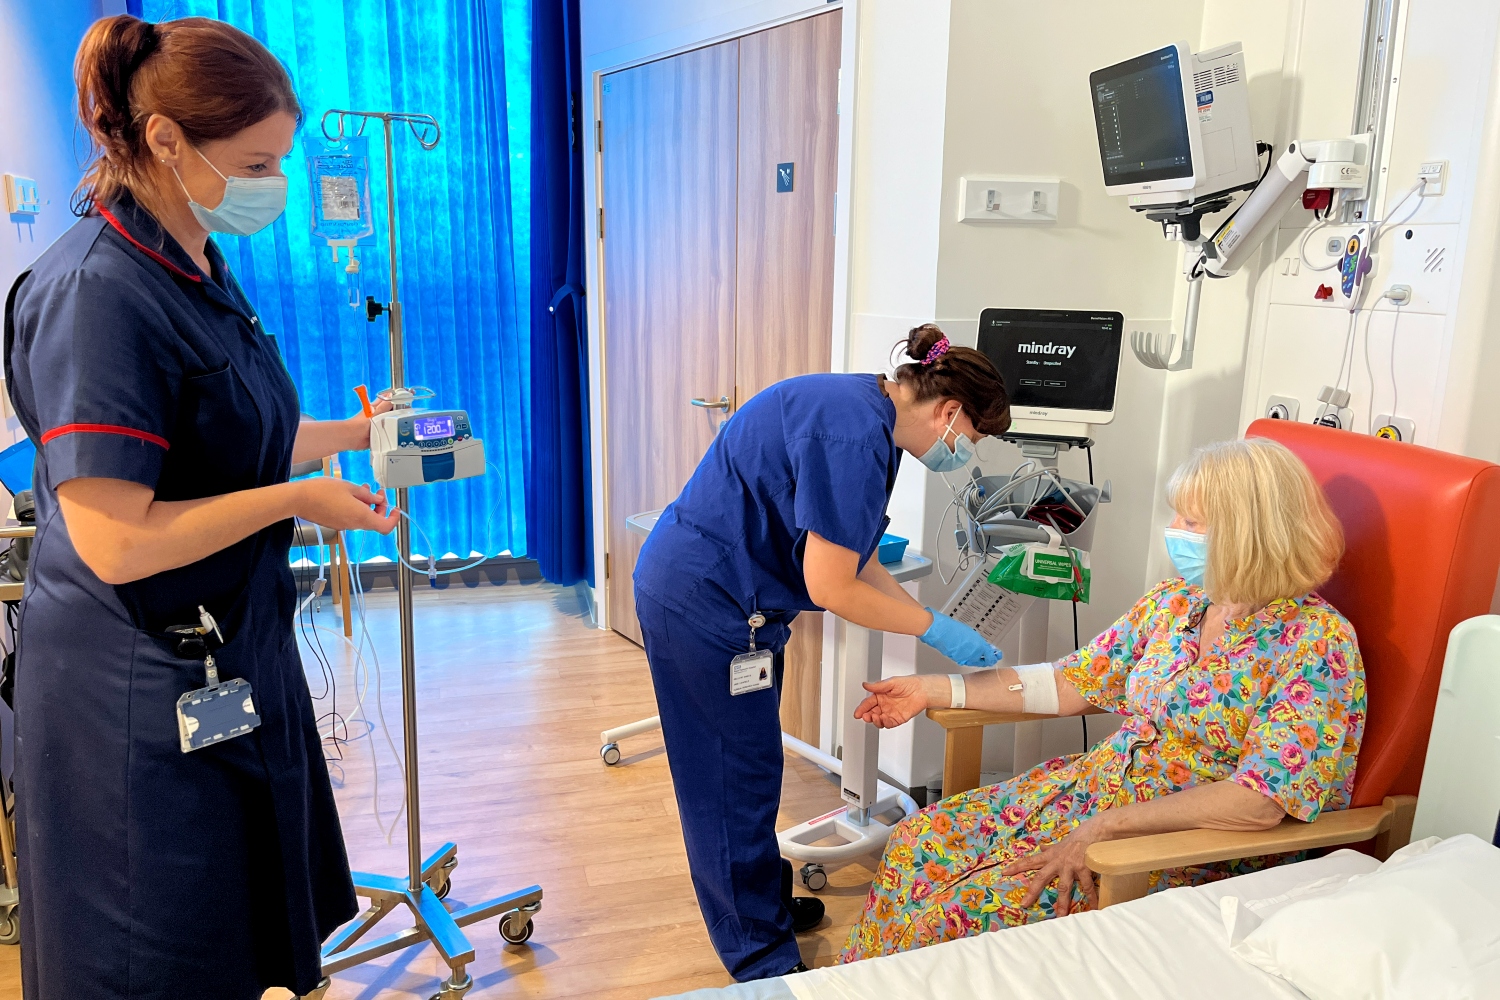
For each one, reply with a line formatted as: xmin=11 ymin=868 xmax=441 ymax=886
xmin=1084 ymin=795 xmax=1417 ymax=908
xmin=924 ymin=708 xmax=1051 ymax=729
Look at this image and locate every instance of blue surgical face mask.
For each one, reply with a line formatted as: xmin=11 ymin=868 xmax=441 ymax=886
xmin=918 ymin=410 xmax=975 ymax=474
xmin=175 ymin=145 xmax=288 ymax=237
xmin=1164 ymin=527 xmax=1208 ymax=587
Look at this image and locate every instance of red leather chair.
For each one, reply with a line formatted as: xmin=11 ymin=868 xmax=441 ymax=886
xmin=1078 ymin=420 xmax=1500 ymax=904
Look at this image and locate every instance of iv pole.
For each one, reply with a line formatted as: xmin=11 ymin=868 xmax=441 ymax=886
xmin=308 ymin=109 xmax=543 ymax=1000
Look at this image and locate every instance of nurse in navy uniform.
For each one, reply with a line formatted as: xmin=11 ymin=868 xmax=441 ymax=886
xmin=2 ymin=16 xmax=396 ymax=999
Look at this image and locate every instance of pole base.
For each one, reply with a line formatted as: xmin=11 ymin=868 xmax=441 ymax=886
xmin=320 ymin=842 xmax=543 ymax=983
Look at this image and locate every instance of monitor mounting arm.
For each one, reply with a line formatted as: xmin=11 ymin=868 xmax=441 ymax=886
xmin=1132 ymin=136 xmax=1370 ymax=372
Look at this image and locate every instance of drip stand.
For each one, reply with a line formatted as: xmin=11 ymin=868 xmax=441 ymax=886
xmin=308 ymin=109 xmax=542 ymax=1000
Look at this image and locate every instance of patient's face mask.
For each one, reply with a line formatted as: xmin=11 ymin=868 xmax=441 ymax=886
xmin=918 ymin=409 xmax=975 ymax=474
xmin=174 ymin=144 xmax=288 ymax=237
xmin=1164 ymin=527 xmax=1208 ymax=587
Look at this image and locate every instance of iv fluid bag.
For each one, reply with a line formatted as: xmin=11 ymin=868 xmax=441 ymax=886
xmin=307 ymin=133 xmax=374 ymax=243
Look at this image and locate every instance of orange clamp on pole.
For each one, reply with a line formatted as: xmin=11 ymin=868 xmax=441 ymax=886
xmin=354 ymin=384 xmax=374 ymax=418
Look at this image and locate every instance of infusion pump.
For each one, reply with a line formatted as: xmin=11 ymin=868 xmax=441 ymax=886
xmin=370 ymin=409 xmax=485 ymax=488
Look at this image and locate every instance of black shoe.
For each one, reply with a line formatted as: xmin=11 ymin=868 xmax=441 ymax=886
xmin=788 ymin=895 xmax=825 ymax=933
xmin=786 ymin=961 xmax=810 ymax=974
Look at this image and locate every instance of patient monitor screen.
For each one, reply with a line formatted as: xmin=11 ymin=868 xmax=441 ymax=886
xmin=977 ymin=309 xmax=1123 ymax=415
xmin=1091 ymin=45 xmax=1193 ymax=187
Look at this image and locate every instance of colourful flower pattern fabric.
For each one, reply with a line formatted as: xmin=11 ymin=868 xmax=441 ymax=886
xmin=840 ymin=579 xmax=1365 ymax=962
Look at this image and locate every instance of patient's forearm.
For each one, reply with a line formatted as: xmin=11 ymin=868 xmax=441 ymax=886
xmin=1090 ymin=780 xmax=1285 ymax=839
xmin=959 ymin=665 xmax=1095 ymax=716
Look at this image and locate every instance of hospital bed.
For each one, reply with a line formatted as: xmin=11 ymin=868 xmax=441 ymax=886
xmin=655 ymin=832 xmax=1500 ymax=1000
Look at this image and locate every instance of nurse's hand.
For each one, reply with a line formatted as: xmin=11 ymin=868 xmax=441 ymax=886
xmin=919 ymin=609 xmax=1003 ymax=666
xmin=340 ymin=396 xmax=394 ymax=452
xmin=296 ymin=478 xmax=398 ymax=534
xmin=853 ymin=675 xmax=945 ymax=729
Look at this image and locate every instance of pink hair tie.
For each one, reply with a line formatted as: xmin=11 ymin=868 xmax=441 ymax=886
xmin=922 ymin=337 xmax=950 ymax=365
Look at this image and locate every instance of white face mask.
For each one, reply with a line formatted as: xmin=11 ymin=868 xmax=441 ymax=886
xmin=174 ymin=145 xmax=287 ymax=237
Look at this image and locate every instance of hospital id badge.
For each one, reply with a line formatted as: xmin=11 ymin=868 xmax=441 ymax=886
xmin=730 ymin=649 xmax=775 ymax=696
xmin=177 ymin=677 xmax=260 ymax=752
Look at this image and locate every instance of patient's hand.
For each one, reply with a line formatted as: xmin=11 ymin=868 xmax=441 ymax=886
xmin=1001 ymin=819 xmax=1105 ymax=917
xmin=853 ymin=676 xmax=939 ymax=728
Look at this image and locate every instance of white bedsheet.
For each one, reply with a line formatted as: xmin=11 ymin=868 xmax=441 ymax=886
xmin=786 ymin=851 xmax=1382 ymax=1000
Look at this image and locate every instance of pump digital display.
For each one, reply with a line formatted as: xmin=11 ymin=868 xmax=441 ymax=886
xmin=1090 ymin=45 xmax=1193 ymax=187
xmin=413 ymin=415 xmax=456 ymax=441
xmin=977 ymin=309 xmax=1123 ymax=415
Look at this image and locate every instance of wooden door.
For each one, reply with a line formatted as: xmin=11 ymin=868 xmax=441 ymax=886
xmin=737 ymin=12 xmax=842 ymax=743
xmin=601 ymin=41 xmax=740 ymax=645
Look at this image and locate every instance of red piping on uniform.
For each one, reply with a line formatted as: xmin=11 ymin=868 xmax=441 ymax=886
xmin=40 ymin=424 xmax=170 ymax=450
xmin=97 ymin=205 xmax=203 ymax=283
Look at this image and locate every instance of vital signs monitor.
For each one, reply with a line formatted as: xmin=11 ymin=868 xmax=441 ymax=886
xmin=978 ymin=308 xmax=1123 ymax=436
xmin=1090 ymin=42 xmax=1258 ymax=206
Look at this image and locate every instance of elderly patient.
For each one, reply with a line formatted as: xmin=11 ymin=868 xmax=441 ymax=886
xmin=840 ymin=437 xmax=1366 ymax=962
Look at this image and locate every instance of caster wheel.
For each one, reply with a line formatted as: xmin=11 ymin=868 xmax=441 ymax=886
xmin=298 ymin=977 xmax=330 ymax=1000
xmin=0 ymin=907 xmax=19 ymax=946
xmin=432 ymin=877 xmax=452 ymax=900
xmin=800 ymin=863 xmax=828 ymax=892
xmin=601 ymin=743 xmax=622 ymax=766
xmin=499 ymin=913 xmax=534 ymax=945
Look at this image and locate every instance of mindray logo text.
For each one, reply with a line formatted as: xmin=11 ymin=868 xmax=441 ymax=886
xmin=1016 ymin=342 xmax=1076 ymax=358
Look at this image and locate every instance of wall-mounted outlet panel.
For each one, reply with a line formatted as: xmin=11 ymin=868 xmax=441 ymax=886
xmin=957 ymin=176 xmax=1059 ymax=223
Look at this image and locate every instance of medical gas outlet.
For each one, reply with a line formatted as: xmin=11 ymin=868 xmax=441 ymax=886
xmin=370 ymin=409 xmax=485 ymax=488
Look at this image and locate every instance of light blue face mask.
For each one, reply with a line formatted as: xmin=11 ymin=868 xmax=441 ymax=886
xmin=1164 ymin=527 xmax=1208 ymax=587
xmin=175 ymin=145 xmax=288 ymax=237
xmin=918 ymin=411 xmax=975 ymax=474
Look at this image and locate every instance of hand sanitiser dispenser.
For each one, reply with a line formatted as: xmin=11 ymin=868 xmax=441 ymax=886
xmin=369 ymin=399 xmax=486 ymax=489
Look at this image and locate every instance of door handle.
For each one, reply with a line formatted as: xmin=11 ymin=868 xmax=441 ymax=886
xmin=690 ymin=396 xmax=731 ymax=410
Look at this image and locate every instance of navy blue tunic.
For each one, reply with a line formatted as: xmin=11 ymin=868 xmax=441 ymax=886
xmin=3 ymin=193 xmax=355 ymax=999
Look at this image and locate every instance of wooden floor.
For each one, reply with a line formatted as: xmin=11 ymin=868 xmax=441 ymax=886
xmin=0 ymin=580 xmax=879 ymax=998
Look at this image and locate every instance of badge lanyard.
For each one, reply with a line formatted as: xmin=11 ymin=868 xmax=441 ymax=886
xmin=729 ymin=612 xmax=775 ymax=697
xmin=172 ymin=605 xmax=262 ymax=753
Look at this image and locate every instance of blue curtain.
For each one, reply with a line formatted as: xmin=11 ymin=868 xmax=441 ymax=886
xmin=134 ymin=0 xmax=533 ymax=564
xmin=525 ymin=0 xmax=591 ymax=586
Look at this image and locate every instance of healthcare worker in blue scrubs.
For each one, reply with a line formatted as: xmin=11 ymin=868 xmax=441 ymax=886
xmin=634 ymin=324 xmax=1013 ymax=980
xmin=2 ymin=16 xmax=396 ymax=1000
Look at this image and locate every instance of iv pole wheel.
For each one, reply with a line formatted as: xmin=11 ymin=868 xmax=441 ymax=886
xmin=600 ymin=742 xmax=622 ymax=766
xmin=428 ymin=972 xmax=472 ymax=1000
xmin=427 ymin=854 xmax=458 ymax=900
xmin=800 ymin=863 xmax=828 ymax=892
xmin=0 ymin=906 xmax=18 ymax=946
xmin=499 ymin=902 xmax=540 ymax=945
xmin=297 ymin=978 xmax=331 ymax=1000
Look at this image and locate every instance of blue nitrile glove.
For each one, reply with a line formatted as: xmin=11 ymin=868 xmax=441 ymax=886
xmin=919 ymin=608 xmax=1004 ymax=667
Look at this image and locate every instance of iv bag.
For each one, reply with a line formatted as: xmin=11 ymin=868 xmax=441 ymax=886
xmin=307 ymin=133 xmax=374 ymax=244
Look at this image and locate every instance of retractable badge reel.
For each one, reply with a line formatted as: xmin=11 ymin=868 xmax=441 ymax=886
xmin=171 ymin=605 xmax=261 ymax=753
xmin=730 ymin=613 xmax=775 ymax=696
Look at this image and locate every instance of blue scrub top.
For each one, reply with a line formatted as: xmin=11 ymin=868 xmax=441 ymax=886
xmin=635 ymin=373 xmax=901 ymax=632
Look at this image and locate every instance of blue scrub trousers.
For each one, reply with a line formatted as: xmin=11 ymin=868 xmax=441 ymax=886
xmin=636 ymin=592 xmax=802 ymax=981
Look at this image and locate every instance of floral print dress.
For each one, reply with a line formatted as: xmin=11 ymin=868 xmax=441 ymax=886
xmin=840 ymin=579 xmax=1366 ymax=962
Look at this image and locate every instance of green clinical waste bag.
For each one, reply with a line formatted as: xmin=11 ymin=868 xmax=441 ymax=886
xmin=986 ymin=541 xmax=1090 ymax=603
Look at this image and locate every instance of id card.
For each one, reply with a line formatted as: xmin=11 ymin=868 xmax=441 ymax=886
xmin=176 ymin=678 xmax=261 ymax=753
xmin=730 ymin=649 xmax=775 ymax=696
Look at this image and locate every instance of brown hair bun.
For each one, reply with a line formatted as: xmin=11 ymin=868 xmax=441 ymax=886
xmin=893 ymin=324 xmax=1011 ymax=436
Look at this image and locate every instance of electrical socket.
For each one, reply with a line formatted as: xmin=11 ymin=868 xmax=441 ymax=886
xmin=1265 ymin=395 xmax=1301 ymax=421
xmin=1374 ymin=413 xmax=1416 ymax=442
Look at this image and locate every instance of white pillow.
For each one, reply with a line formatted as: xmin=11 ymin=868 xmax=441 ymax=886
xmin=1225 ymin=834 xmax=1500 ymax=999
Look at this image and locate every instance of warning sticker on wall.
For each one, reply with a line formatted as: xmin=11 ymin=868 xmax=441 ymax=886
xmin=1196 ymin=88 xmax=1214 ymax=123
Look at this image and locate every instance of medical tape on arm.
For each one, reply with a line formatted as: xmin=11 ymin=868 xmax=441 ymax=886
xmin=1007 ymin=662 xmax=1059 ymax=715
